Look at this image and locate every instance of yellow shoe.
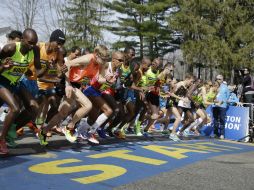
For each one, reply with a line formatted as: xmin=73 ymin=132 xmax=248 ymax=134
xmin=115 ymin=131 xmax=126 ymax=139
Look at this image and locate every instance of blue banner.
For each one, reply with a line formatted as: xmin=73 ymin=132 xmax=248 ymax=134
xmin=201 ymin=106 xmax=249 ymax=141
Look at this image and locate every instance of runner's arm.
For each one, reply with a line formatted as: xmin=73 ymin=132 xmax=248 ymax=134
xmin=33 ymin=45 xmax=47 ymax=78
xmin=0 ymin=43 xmax=16 ymax=73
xmin=65 ymin=54 xmax=93 ymax=68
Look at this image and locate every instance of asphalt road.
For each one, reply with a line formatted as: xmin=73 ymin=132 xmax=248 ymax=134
xmin=114 ymin=151 xmax=254 ymax=190
xmin=0 ymin=130 xmax=254 ymax=190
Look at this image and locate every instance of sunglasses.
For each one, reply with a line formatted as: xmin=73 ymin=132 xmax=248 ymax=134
xmin=114 ymin=58 xmax=124 ymax=62
xmin=98 ymin=54 xmax=109 ymax=61
xmin=216 ymin=78 xmax=222 ymax=81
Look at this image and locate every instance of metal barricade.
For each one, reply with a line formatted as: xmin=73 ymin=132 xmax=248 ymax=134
xmin=237 ymin=103 xmax=254 ymax=142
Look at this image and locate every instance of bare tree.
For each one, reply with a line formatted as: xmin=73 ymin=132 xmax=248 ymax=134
xmin=3 ymin=0 xmax=42 ymax=30
xmin=39 ymin=0 xmax=68 ymax=38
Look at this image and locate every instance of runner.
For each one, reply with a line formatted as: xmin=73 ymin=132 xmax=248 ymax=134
xmin=110 ymin=57 xmax=138 ymax=138
xmin=79 ymin=46 xmax=115 ymax=144
xmin=132 ymin=57 xmax=151 ymax=136
xmin=98 ymin=51 xmax=125 ymax=139
xmin=35 ymin=29 xmax=66 ymax=136
xmin=37 ymin=45 xmax=109 ymax=145
xmin=64 ymin=46 xmax=81 ymax=62
xmin=185 ymin=79 xmax=208 ymax=135
xmin=156 ymin=72 xmax=182 ymax=141
xmin=174 ymin=74 xmax=195 ymax=137
xmin=124 ymin=46 xmax=135 ymax=71
xmin=142 ymin=58 xmax=163 ymax=137
xmin=0 ymin=28 xmax=39 ymax=154
xmin=6 ymin=30 xmax=22 ymax=43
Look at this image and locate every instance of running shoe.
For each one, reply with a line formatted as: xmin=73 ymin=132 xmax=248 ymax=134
xmin=106 ymin=129 xmax=115 ymax=137
xmin=183 ymin=130 xmax=190 ymax=137
xmin=62 ymin=127 xmax=77 ymax=143
xmin=169 ymin=133 xmax=181 ymax=142
xmin=97 ymin=128 xmax=107 ymax=139
xmin=87 ymin=133 xmax=99 ymax=144
xmin=162 ymin=130 xmax=169 ymax=135
xmin=177 ymin=131 xmax=183 ymax=136
xmin=79 ymin=131 xmax=88 ymax=140
xmin=6 ymin=136 xmax=18 ymax=148
xmin=143 ymin=132 xmax=152 ymax=138
xmin=0 ymin=140 xmax=8 ymax=154
xmin=219 ymin=135 xmax=225 ymax=140
xmin=16 ymin=127 xmax=24 ymax=137
xmin=125 ymin=127 xmax=134 ymax=134
xmin=114 ymin=130 xmax=126 ymax=139
xmin=38 ymin=130 xmax=48 ymax=146
xmin=177 ymin=130 xmax=189 ymax=137
xmin=136 ymin=132 xmax=143 ymax=136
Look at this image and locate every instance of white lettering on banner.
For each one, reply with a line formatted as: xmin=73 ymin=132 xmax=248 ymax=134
xmin=225 ymin=123 xmax=240 ymax=130
xmin=204 ymin=114 xmax=242 ymax=131
xmin=226 ymin=116 xmax=241 ymax=123
xmin=223 ymin=116 xmax=242 ymax=131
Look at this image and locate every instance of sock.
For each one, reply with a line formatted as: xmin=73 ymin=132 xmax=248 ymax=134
xmin=76 ymin=118 xmax=89 ymax=135
xmin=186 ymin=120 xmax=199 ymax=131
xmin=193 ymin=118 xmax=203 ymax=130
xmin=187 ymin=118 xmax=204 ymax=131
xmin=89 ymin=113 xmax=108 ymax=134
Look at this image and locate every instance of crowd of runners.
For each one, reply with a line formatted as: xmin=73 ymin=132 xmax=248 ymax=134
xmin=0 ymin=28 xmax=246 ymax=154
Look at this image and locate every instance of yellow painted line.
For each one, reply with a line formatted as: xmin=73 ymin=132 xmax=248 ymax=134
xmin=143 ymin=145 xmax=208 ymax=159
xmin=87 ymin=150 xmax=167 ymax=165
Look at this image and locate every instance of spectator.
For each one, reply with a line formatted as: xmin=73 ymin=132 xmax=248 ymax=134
xmin=227 ymin=84 xmax=240 ymax=106
xmin=242 ymin=68 xmax=254 ymax=103
xmin=212 ymin=74 xmax=230 ymax=139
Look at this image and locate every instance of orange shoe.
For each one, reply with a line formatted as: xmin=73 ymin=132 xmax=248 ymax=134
xmin=114 ymin=130 xmax=126 ymax=139
xmin=27 ymin=122 xmax=40 ymax=134
xmin=16 ymin=128 xmax=24 ymax=137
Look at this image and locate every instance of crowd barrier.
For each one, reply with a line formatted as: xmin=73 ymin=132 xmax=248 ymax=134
xmin=201 ymin=105 xmax=250 ymax=141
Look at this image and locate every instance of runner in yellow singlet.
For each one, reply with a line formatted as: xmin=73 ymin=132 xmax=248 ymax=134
xmin=0 ymin=29 xmax=40 ymax=154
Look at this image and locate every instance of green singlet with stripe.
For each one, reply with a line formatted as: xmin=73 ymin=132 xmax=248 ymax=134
xmin=145 ymin=67 xmax=159 ymax=86
xmin=120 ymin=64 xmax=131 ymax=82
xmin=1 ymin=42 xmax=34 ymax=84
xmin=206 ymin=91 xmax=216 ymax=103
xmin=137 ymin=70 xmax=147 ymax=87
xmin=192 ymin=95 xmax=203 ymax=105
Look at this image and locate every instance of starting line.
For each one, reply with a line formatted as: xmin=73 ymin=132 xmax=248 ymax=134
xmin=0 ymin=139 xmax=253 ymax=190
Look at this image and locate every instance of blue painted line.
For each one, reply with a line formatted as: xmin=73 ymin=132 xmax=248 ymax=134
xmin=0 ymin=139 xmax=253 ymax=190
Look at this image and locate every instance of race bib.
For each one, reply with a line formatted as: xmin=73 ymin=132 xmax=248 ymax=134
xmin=47 ymin=69 xmax=57 ymax=76
xmin=99 ymin=82 xmax=111 ymax=91
xmin=9 ymin=63 xmax=28 ymax=76
xmin=80 ymin=77 xmax=91 ymax=86
xmin=178 ymin=99 xmax=191 ymax=108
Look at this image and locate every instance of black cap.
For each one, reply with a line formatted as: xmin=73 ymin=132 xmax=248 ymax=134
xmin=50 ymin=29 xmax=65 ymax=44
